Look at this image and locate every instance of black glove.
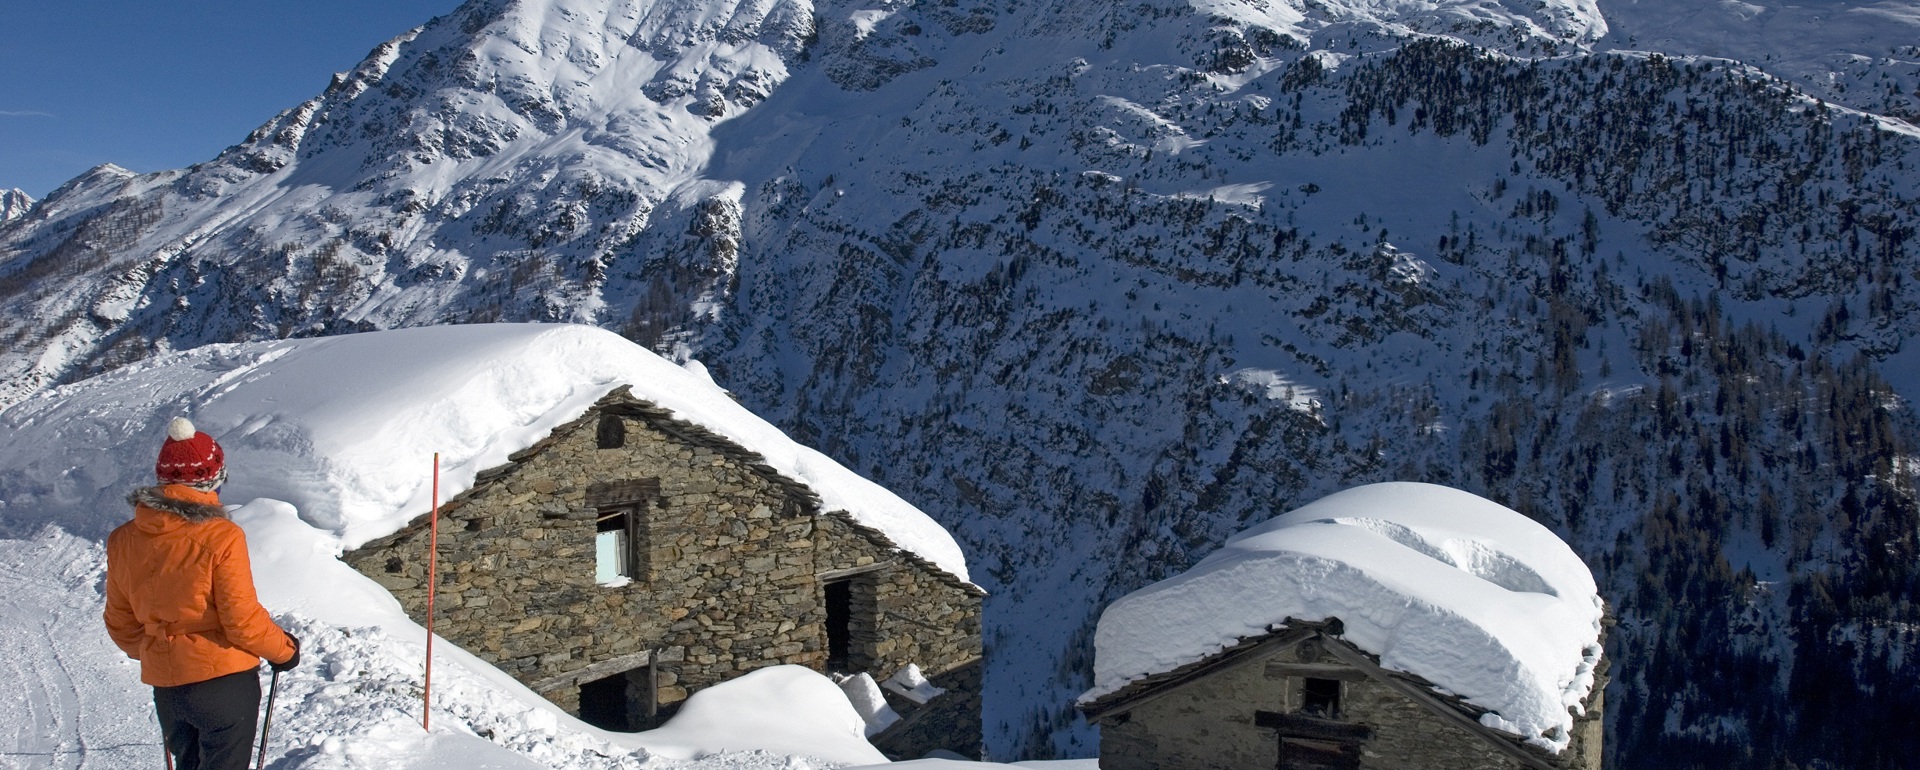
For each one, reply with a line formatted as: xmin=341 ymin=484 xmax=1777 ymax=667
xmin=272 ymin=634 xmax=300 ymax=672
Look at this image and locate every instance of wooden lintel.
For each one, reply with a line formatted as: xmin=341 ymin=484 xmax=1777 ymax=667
xmin=1254 ymin=710 xmax=1374 ymax=741
xmin=1264 ymin=661 xmax=1368 ymax=681
xmin=587 ymin=478 xmax=661 ymax=508
xmin=528 ymin=647 xmax=686 ymax=693
xmin=817 ymin=560 xmax=895 ymax=582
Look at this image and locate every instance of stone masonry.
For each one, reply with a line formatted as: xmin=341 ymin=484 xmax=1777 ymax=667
xmin=346 ymin=387 xmax=983 ymax=756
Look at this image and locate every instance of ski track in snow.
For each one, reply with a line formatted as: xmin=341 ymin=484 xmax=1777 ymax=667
xmin=0 ymin=530 xmax=155 ymax=770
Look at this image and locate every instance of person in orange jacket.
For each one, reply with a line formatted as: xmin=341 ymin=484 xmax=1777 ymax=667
xmin=104 ymin=417 xmax=300 ymax=770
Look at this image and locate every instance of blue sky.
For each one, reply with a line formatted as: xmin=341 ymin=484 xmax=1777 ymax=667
xmin=1 ymin=0 xmax=462 ymax=199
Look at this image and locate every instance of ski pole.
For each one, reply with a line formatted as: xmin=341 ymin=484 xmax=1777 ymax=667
xmin=162 ymin=725 xmax=174 ymax=770
xmin=255 ymin=668 xmax=281 ymax=770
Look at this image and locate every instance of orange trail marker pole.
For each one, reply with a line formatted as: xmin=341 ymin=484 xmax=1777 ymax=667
xmin=423 ymin=453 xmax=440 ymax=731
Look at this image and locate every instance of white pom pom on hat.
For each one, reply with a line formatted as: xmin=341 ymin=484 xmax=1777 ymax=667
xmin=156 ymin=416 xmax=226 ymax=488
xmin=167 ymin=417 xmax=197 ymax=441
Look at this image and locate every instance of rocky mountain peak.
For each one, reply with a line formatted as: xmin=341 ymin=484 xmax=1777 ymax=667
xmin=0 ymin=189 xmax=32 ymax=224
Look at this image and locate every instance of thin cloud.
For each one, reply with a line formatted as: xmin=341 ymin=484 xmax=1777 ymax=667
xmin=0 ymin=110 xmax=55 ymax=118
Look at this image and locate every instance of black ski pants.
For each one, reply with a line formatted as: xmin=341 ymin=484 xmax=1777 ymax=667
xmin=154 ymin=669 xmax=260 ymax=770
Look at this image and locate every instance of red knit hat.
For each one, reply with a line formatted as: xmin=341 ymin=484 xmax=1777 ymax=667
xmin=156 ymin=417 xmax=226 ymax=487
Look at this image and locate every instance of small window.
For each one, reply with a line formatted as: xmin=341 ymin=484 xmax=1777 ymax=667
xmin=1301 ymin=677 xmax=1342 ymax=719
xmin=597 ymin=415 xmax=626 ymax=449
xmin=596 ymin=508 xmax=643 ymax=585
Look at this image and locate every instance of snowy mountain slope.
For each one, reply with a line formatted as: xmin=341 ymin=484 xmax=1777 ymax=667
xmin=2 ymin=0 xmax=1919 ymax=766
xmin=693 ymin=17 xmax=1920 ymax=758
xmin=0 ymin=0 xmax=810 ymax=405
xmin=1594 ymin=0 xmax=1920 ymax=121
xmin=10 ymin=0 xmax=1912 ymax=408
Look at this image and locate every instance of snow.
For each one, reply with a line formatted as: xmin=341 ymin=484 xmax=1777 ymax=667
xmin=1186 ymin=0 xmax=1608 ymax=43
xmin=837 ymin=673 xmax=902 ymax=736
xmin=1224 ymin=368 xmax=1323 ymax=414
xmin=0 ymin=511 xmax=890 ymax=769
xmin=639 ymin=666 xmax=888 ymax=764
xmin=0 ymin=465 xmax=959 ymax=770
xmin=881 ymin=663 xmax=946 ymax=705
xmin=0 ymin=322 xmax=971 ymax=585
xmin=0 ymin=188 xmax=32 ymax=222
xmin=0 ymin=322 xmax=991 ymax=767
xmin=849 ymin=9 xmax=898 ymax=41
xmin=0 ymin=530 xmax=154 ymax=769
xmin=1173 ymin=182 xmax=1271 ymax=208
xmin=1080 ymin=482 xmax=1605 ymax=752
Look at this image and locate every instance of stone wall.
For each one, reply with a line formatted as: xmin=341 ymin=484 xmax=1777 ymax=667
xmin=1095 ymin=635 xmax=1594 ymax=770
xmin=346 ymin=390 xmax=982 ymax=751
xmin=813 ymin=510 xmax=983 ymax=677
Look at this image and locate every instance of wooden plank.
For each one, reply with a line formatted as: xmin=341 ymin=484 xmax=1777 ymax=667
xmin=1264 ymin=661 xmax=1368 ymax=681
xmin=587 ymin=478 xmax=660 ymax=507
xmin=1279 ymin=736 xmax=1364 ymax=770
xmin=1318 ymin=639 xmax=1561 ymax=770
xmin=1254 ymin=710 xmax=1373 ymax=741
xmin=817 ymin=560 xmax=895 ymax=582
xmin=528 ymin=646 xmax=686 ymax=693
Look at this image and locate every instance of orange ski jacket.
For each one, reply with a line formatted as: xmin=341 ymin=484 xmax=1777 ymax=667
xmin=103 ymin=485 xmax=296 ymax=687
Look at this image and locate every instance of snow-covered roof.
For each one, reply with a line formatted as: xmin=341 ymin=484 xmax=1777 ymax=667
xmin=0 ymin=323 xmax=971 ymax=584
xmin=1080 ymin=482 xmax=1603 ymax=752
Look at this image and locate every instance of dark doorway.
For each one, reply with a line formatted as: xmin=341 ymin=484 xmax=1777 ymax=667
xmin=578 ymin=668 xmax=651 ymax=731
xmin=825 ymin=578 xmax=852 ymax=671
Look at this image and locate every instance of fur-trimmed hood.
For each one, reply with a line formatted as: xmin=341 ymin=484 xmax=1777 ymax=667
xmin=128 ymin=485 xmax=227 ymax=523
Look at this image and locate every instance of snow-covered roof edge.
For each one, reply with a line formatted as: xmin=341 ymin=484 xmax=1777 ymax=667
xmin=0 ymin=324 xmax=974 ymax=586
xmin=368 ymin=385 xmax=984 ymax=595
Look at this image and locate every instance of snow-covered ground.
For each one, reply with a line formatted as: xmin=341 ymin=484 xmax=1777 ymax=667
xmin=0 ymin=324 xmax=1061 ymax=769
xmin=0 ymin=523 xmax=1081 ymax=769
xmin=1082 ymin=482 xmax=1605 ymax=753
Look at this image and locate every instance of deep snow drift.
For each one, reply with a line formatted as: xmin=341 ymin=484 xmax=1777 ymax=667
xmin=1081 ymin=482 xmax=1605 ymax=751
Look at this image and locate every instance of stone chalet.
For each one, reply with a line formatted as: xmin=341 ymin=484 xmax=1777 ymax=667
xmin=1078 ymin=617 xmax=1609 ymax=770
xmin=344 ymin=386 xmax=985 ymax=758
